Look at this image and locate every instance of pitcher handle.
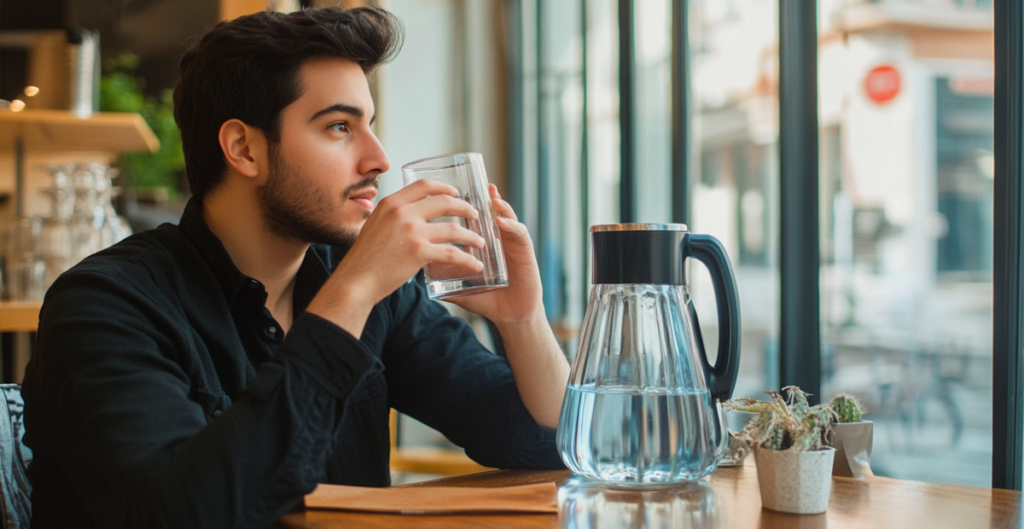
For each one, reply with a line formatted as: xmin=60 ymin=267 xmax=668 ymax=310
xmin=688 ymin=234 xmax=742 ymax=402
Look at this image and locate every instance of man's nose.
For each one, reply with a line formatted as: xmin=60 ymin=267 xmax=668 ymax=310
xmin=359 ymin=130 xmax=390 ymax=176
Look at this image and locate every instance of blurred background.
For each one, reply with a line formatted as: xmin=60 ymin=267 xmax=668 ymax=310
xmin=0 ymin=0 xmax=997 ymax=487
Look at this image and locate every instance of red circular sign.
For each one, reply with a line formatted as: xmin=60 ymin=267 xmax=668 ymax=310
xmin=864 ymin=65 xmax=901 ymax=104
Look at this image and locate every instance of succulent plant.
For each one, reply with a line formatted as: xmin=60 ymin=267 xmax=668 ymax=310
xmin=724 ymin=386 xmax=837 ymax=453
xmin=829 ymin=394 xmax=866 ymax=423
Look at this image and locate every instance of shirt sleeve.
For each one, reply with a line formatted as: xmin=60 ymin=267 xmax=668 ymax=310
xmin=23 ymin=265 xmax=379 ymax=529
xmin=381 ymin=281 xmax=564 ymax=470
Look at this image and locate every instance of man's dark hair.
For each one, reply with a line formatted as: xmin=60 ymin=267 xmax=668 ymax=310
xmin=173 ymin=7 xmax=403 ymax=200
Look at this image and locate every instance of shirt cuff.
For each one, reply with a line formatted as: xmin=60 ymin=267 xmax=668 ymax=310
xmin=278 ymin=312 xmax=381 ymax=400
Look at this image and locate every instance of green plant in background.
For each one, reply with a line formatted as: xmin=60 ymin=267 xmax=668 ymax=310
xmin=829 ymin=394 xmax=866 ymax=423
xmin=724 ymin=386 xmax=837 ymax=452
xmin=99 ymin=53 xmax=185 ymax=202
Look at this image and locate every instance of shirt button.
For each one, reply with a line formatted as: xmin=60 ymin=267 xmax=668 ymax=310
xmin=268 ymin=326 xmax=277 ymax=334
xmin=213 ymin=410 xmax=223 ymax=418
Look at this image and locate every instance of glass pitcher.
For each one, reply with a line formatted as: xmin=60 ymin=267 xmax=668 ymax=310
xmin=556 ymin=223 xmax=742 ymax=484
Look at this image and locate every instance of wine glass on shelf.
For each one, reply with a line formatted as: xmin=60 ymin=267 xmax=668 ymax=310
xmin=39 ymin=164 xmax=76 ymax=289
xmin=70 ymin=164 xmax=101 ymax=263
xmin=4 ymin=217 xmax=45 ymax=301
xmin=95 ymin=165 xmax=132 ymax=248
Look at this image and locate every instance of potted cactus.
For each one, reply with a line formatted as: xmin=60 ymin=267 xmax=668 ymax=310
xmin=724 ymin=386 xmax=836 ymax=515
xmin=827 ymin=394 xmax=873 ymax=479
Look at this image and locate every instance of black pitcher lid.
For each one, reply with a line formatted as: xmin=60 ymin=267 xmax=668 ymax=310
xmin=590 ymin=223 xmax=689 ymax=233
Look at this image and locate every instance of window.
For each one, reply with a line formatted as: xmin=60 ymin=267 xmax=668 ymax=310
xmin=818 ymin=0 xmax=994 ymax=487
xmin=506 ymin=0 xmax=1024 ymax=489
xmin=689 ymin=0 xmax=779 ymax=402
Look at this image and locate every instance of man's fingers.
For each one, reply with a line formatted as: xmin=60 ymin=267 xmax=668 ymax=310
xmin=383 ymin=179 xmax=460 ymax=209
xmin=407 ymin=194 xmax=479 ymax=223
xmin=496 ymin=216 xmax=530 ymax=243
xmin=424 ymin=245 xmax=484 ymax=272
xmin=410 ymin=178 xmax=461 ymax=197
xmin=491 ymin=197 xmax=520 ymax=222
xmin=426 ymin=222 xmax=486 ymax=249
xmin=488 ymin=185 xmax=519 ymax=222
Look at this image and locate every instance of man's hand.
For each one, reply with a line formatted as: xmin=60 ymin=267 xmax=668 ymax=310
xmin=306 ymin=179 xmax=485 ymax=337
xmin=445 ymin=185 xmax=544 ymax=325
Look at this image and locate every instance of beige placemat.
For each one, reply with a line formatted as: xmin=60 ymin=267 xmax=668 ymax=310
xmin=304 ymin=482 xmax=558 ymax=514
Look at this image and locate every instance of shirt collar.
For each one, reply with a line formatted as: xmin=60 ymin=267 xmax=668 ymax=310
xmin=177 ymin=197 xmax=334 ymax=313
xmin=178 ymin=197 xmax=250 ymax=305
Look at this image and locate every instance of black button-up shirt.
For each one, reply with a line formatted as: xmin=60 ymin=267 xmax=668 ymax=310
xmin=23 ymin=198 xmax=562 ymax=529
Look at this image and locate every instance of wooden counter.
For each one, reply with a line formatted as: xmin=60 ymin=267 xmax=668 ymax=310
xmin=278 ymin=461 xmax=1023 ymax=529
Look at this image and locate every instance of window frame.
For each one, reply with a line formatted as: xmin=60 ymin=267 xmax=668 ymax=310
xmin=992 ymin=0 xmax=1024 ymax=491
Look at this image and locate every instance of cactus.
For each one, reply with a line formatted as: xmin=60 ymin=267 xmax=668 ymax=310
xmin=724 ymin=386 xmax=837 ymax=453
xmin=829 ymin=394 xmax=865 ymax=423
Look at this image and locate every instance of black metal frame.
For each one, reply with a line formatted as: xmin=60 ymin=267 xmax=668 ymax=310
xmin=618 ymin=0 xmax=635 ymax=223
xmin=536 ymin=0 xmax=549 ymax=286
xmin=992 ymin=0 xmax=1024 ymax=491
xmin=671 ymin=0 xmax=690 ymax=225
xmin=778 ymin=0 xmax=820 ymax=403
xmin=505 ymin=0 xmax=525 ymax=215
xmin=581 ymin=0 xmax=591 ymax=312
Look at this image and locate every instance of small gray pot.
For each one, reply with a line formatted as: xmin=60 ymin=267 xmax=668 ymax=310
xmin=829 ymin=421 xmax=874 ymax=479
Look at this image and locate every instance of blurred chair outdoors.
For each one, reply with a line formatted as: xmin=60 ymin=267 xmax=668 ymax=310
xmin=824 ymin=325 xmax=981 ymax=452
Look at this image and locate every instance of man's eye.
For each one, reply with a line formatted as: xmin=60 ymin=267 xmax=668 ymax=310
xmin=329 ymin=122 xmax=348 ymax=133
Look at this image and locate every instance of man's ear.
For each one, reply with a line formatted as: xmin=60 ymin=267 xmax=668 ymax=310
xmin=218 ymin=119 xmax=265 ymax=179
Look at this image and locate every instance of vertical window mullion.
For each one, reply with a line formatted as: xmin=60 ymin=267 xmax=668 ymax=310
xmin=535 ymin=0 xmax=554 ymax=316
xmin=778 ymin=0 xmax=821 ymax=402
xmin=506 ymin=0 xmax=525 ymax=216
xmin=671 ymin=0 xmax=689 ymax=225
xmin=618 ymin=0 xmax=635 ymax=223
xmin=581 ymin=0 xmax=591 ymax=315
xmin=992 ymin=0 xmax=1024 ymax=491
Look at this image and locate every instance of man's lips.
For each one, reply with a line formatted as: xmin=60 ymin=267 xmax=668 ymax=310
xmin=349 ymin=188 xmax=377 ymax=210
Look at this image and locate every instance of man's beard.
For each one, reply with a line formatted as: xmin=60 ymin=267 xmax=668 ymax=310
xmin=256 ymin=141 xmax=376 ymax=251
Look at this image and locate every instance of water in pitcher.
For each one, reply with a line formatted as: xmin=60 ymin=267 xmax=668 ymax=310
xmin=557 ymin=384 xmax=721 ymax=484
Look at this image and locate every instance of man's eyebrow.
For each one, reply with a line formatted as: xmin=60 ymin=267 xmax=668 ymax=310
xmin=309 ymin=103 xmax=364 ymax=122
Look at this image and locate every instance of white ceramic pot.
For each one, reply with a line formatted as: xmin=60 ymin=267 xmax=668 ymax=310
xmin=830 ymin=421 xmax=874 ymax=479
xmin=753 ymin=446 xmax=835 ymax=514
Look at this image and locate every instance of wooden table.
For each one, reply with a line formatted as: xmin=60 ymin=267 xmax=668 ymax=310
xmin=278 ymin=460 xmax=1023 ymax=529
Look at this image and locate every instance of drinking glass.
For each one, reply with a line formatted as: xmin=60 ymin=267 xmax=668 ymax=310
xmin=94 ymin=166 xmax=132 ymax=248
xmin=70 ymin=165 xmax=101 ymax=262
xmin=401 ymin=153 xmax=508 ymax=299
xmin=40 ymin=164 xmax=76 ymax=289
xmin=5 ymin=217 xmax=45 ymax=300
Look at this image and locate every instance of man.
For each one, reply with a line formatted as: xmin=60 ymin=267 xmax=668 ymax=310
xmin=22 ymin=7 xmax=569 ymax=529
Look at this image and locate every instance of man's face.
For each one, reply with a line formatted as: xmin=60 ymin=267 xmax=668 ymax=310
xmin=256 ymin=58 xmax=390 ymax=248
